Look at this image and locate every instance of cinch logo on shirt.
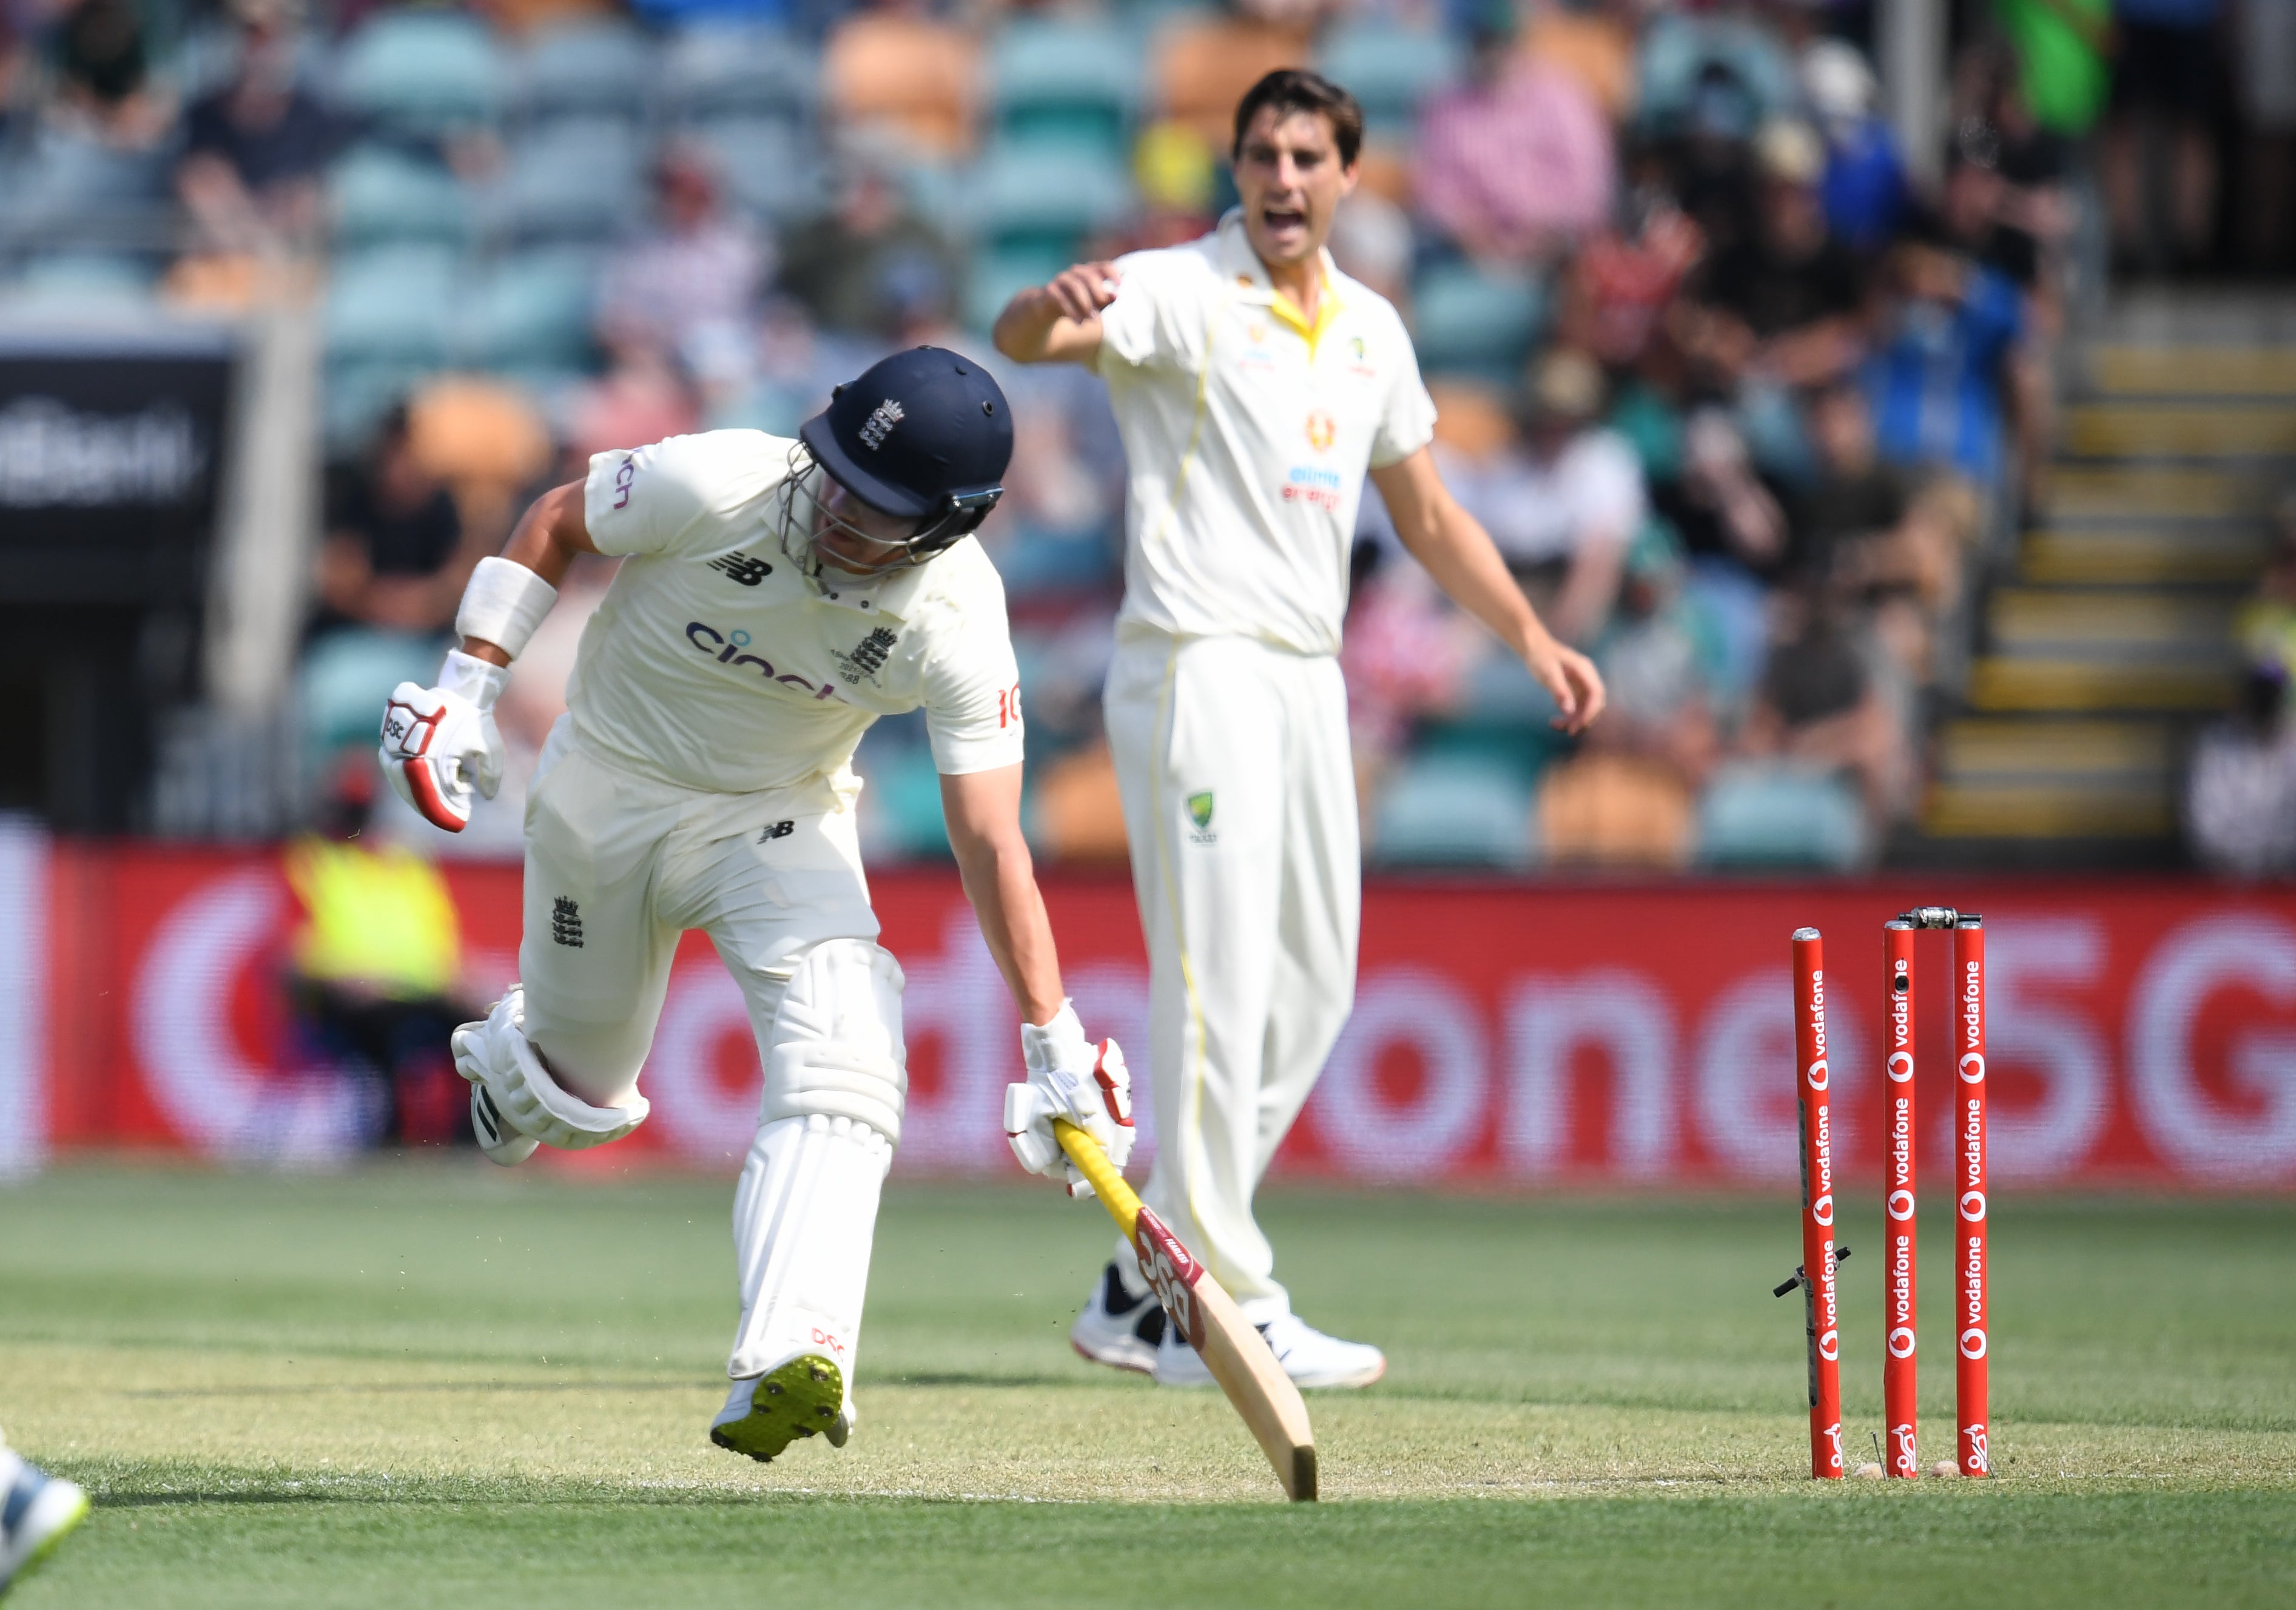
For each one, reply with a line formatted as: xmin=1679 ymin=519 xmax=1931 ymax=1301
xmin=683 ymin=621 xmax=843 ymax=701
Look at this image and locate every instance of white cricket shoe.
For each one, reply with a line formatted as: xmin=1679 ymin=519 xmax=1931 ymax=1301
xmin=0 ymin=1453 xmax=89 ymax=1595
xmin=467 ymin=1084 xmax=538 ymax=1167
xmin=1070 ymin=1261 xmax=1166 ymax=1375
xmin=1153 ymin=1312 xmax=1387 ymax=1390
xmin=710 ymin=1355 xmax=852 ymax=1461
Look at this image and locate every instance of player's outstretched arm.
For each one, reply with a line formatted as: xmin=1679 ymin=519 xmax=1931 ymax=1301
xmin=943 ymin=763 xmax=1137 ymax=1197
xmin=992 ymin=261 xmax=1121 ymax=367
xmin=376 ymin=480 xmax=599 ymax=832
xmin=1369 ymin=447 xmax=1607 ymax=736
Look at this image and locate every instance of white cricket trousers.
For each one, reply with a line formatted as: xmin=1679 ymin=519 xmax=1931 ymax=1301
xmin=1104 ymin=625 xmax=1360 ymax=1318
xmin=517 ymin=716 xmax=893 ymax=1389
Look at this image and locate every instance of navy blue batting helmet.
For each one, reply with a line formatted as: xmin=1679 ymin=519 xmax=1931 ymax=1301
xmin=799 ymin=346 xmax=1012 ymax=558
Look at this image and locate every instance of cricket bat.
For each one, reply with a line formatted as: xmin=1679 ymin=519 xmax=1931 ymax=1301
xmin=1053 ymin=1118 xmax=1318 ymax=1501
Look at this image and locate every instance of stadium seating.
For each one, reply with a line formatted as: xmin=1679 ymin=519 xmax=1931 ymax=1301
xmin=487 ymin=119 xmax=643 ymax=246
xmin=1313 ymin=20 xmax=1462 ymax=140
xmin=328 ymin=146 xmax=473 ymax=253
xmin=689 ymin=116 xmax=824 ymax=227
xmin=987 ymin=18 xmax=1139 ymax=157
xmin=654 ymin=22 xmax=814 ymax=127
xmin=332 ymin=10 xmax=504 ymax=141
xmin=1409 ymin=260 xmax=1547 ymax=385
xmin=1694 ymin=763 xmax=1869 ymax=869
xmin=513 ymin=18 xmax=651 ymax=131
xmin=1372 ymin=749 xmax=1535 ymax=867
xmin=458 ymin=247 xmax=600 ymax=384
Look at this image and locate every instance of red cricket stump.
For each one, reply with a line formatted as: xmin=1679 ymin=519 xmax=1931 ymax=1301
xmin=1883 ymin=919 xmax=1919 ymax=1477
xmin=1791 ymin=928 xmax=1845 ymax=1479
xmin=1953 ymin=916 xmax=1990 ymax=1477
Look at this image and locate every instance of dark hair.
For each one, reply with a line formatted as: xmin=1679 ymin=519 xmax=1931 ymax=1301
xmin=1232 ymin=70 xmax=1364 ymax=167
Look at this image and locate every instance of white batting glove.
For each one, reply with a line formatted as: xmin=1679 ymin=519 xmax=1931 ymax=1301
xmin=1004 ymin=1001 xmax=1133 ymax=1198
xmin=380 ymin=649 xmax=508 ymax=834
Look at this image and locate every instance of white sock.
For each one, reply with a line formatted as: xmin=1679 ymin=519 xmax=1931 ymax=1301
xmin=726 ymin=1113 xmax=891 ymax=1390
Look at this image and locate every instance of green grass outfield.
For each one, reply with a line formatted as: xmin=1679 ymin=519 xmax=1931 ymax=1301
xmin=2 ymin=1164 xmax=2291 ymax=1608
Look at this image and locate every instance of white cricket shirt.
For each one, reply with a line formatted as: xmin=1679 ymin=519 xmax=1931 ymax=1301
xmin=571 ymin=429 xmax=1024 ymax=798
xmin=1096 ymin=209 xmax=1438 ymax=657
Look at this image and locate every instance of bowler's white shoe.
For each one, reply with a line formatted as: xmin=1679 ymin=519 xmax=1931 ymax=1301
xmin=0 ymin=1453 xmax=89 ymax=1595
xmin=1259 ymin=1313 xmax=1386 ymax=1389
xmin=710 ymin=1355 xmax=852 ymax=1461
xmin=1070 ymin=1261 xmax=1166 ymax=1375
xmin=1153 ymin=1312 xmax=1386 ymax=1390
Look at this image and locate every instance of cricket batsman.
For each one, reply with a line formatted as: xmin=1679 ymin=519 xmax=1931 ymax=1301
xmin=377 ymin=347 xmax=1134 ymax=1461
xmin=994 ymin=71 xmax=1604 ymax=1388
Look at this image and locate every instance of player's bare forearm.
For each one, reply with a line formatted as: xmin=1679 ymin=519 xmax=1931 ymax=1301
xmin=940 ymin=765 xmax=1065 ymax=1025
xmin=1369 ymin=449 xmax=1606 ymax=733
xmin=992 ymin=263 xmax=1118 ymax=367
xmin=461 ymin=481 xmax=598 ymax=665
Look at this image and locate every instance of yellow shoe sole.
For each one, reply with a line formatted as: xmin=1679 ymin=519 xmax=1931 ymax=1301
xmin=4 ymin=1483 xmax=90 ymax=1594
xmin=709 ymin=1355 xmax=844 ymax=1463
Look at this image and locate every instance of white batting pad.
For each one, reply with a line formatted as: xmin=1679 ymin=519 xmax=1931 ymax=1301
xmin=760 ymin=938 xmax=907 ymax=1147
xmin=726 ymin=1112 xmax=892 ymax=1385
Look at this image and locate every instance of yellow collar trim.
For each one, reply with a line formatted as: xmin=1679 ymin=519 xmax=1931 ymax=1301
xmin=1265 ymin=272 xmax=1343 ymax=359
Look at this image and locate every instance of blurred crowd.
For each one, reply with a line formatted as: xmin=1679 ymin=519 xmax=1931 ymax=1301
xmin=5 ymin=0 xmax=2291 ymax=867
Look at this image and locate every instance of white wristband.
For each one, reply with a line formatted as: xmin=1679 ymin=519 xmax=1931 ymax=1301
xmin=455 ymin=556 xmax=558 ymax=660
xmin=436 ymin=648 xmax=509 ymax=712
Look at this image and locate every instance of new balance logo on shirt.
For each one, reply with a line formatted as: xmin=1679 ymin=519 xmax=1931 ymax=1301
xmin=709 ymin=553 xmax=773 ymax=586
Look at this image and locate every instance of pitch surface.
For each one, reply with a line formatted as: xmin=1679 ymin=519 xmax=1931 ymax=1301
xmin=2 ymin=1164 xmax=2291 ymax=1606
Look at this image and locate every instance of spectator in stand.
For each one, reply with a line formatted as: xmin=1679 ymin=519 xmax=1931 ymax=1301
xmin=284 ymin=752 xmax=474 ymax=1147
xmin=778 ymin=158 xmax=961 ymax=342
xmin=1675 ymin=118 xmax=1867 ymax=397
xmin=1796 ymin=380 xmax=1970 ymax=612
xmin=1737 ymin=585 xmax=1913 ymax=827
xmin=1996 ymin=0 xmax=2113 ymax=140
xmin=52 ymin=0 xmax=172 ymax=148
xmin=1473 ymin=350 xmax=1646 ymax=645
xmin=2235 ymin=0 xmax=2296 ymax=269
xmin=311 ymin=406 xmax=471 ymax=641
xmin=175 ymin=0 xmax=338 ymax=263
xmin=2104 ymin=0 xmax=2224 ymax=271
xmin=2234 ymin=492 xmax=2296 ymax=681
xmin=1555 ymin=190 xmax=1704 ymax=369
xmin=1861 ymin=215 xmax=2028 ymax=497
xmin=1801 ymin=38 xmax=1907 ymax=258
xmin=596 ymin=143 xmax=769 ymax=405
xmin=1415 ymin=0 xmax=1617 ymax=267
xmin=2187 ymin=661 xmax=2296 ymax=875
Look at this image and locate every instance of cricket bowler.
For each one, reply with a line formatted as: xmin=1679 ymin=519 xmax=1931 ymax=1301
xmin=378 ymin=346 xmax=1134 ymax=1460
xmin=994 ymin=71 xmax=1605 ymax=1388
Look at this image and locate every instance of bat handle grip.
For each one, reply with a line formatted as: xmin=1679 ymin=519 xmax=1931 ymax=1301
xmin=1053 ymin=1118 xmax=1142 ymax=1238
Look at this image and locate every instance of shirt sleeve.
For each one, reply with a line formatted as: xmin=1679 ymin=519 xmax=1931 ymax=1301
xmin=918 ymin=571 xmax=1026 ymax=775
xmin=1094 ymin=250 xmax=1205 ymax=375
xmin=583 ymin=430 xmax=782 ymax=557
xmin=1371 ymin=322 xmax=1439 ymax=468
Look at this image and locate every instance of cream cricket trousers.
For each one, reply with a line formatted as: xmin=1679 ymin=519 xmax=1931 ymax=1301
xmin=1104 ymin=626 xmax=1361 ymax=1319
xmin=516 ymin=717 xmax=878 ymax=1100
xmin=516 ymin=717 xmax=893 ymax=1389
